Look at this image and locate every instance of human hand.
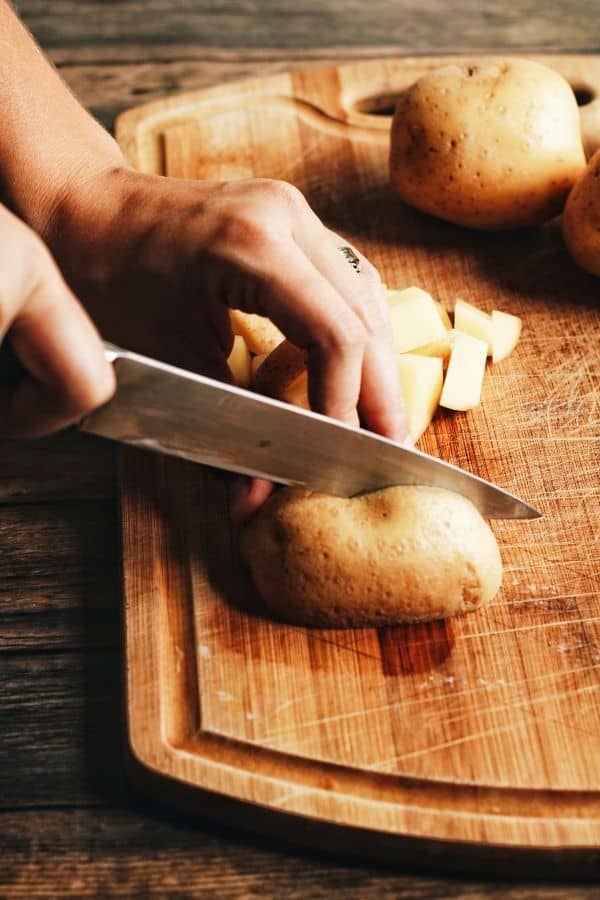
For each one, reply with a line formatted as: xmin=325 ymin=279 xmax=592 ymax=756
xmin=46 ymin=168 xmax=408 ymax=514
xmin=0 ymin=203 xmax=114 ymax=437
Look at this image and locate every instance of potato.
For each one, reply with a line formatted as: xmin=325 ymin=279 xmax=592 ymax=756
xmin=229 ymin=309 xmax=284 ymax=355
xmin=491 ymin=310 xmax=522 ymax=363
xmin=562 ymin=148 xmax=600 ymax=276
xmin=454 ymin=299 xmax=493 ymax=354
xmin=227 ymin=335 xmax=252 ymax=387
xmin=440 ymin=331 xmax=488 ymax=411
xmin=252 ymin=339 xmax=309 ymax=407
xmin=241 ymin=485 xmax=502 ymax=627
xmin=389 ymin=58 xmax=586 ymax=230
xmin=397 ymin=354 xmax=443 ymax=441
xmin=388 ymin=286 xmax=449 ymax=354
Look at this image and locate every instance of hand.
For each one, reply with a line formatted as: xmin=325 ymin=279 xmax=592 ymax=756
xmin=0 ymin=203 xmax=114 ymax=437
xmin=45 ymin=167 xmax=408 ymax=515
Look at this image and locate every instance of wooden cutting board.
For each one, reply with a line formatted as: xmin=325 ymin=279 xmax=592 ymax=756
xmin=116 ymin=56 xmax=600 ymax=875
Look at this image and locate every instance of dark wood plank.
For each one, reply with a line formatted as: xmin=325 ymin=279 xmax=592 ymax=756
xmin=0 ymin=649 xmax=125 ymax=808
xmin=0 ymin=500 xmax=120 ymax=651
xmin=14 ymin=0 xmax=600 ymax=52
xmin=1 ymin=807 xmax=598 ymax=898
xmin=0 ymin=431 xmax=116 ymax=504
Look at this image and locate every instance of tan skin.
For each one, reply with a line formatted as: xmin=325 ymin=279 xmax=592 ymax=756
xmin=0 ymin=1 xmax=408 ymax=518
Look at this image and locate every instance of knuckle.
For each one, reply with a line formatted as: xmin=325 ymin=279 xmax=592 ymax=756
xmin=326 ymin=313 xmax=367 ymax=355
xmin=262 ymin=179 xmax=307 ymax=210
xmin=216 ymin=212 xmax=277 ymax=252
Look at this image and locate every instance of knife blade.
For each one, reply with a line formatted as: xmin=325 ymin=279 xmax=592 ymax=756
xmin=77 ymin=343 xmax=539 ymax=520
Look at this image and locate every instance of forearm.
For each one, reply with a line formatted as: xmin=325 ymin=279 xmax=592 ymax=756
xmin=0 ymin=0 xmax=125 ymax=234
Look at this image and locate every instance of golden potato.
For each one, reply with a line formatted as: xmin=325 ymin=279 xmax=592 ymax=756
xmin=390 ymin=58 xmax=586 ymax=230
xmin=229 ymin=309 xmax=284 ymax=355
xmin=562 ymin=148 xmax=600 ymax=276
xmin=241 ymin=485 xmax=503 ymax=627
xmin=252 ymin=339 xmax=309 ymax=408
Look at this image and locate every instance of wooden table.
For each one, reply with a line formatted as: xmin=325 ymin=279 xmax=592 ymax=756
xmin=2 ymin=2 xmax=599 ymax=896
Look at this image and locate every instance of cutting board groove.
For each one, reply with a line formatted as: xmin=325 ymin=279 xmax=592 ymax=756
xmin=117 ymin=56 xmax=600 ymax=872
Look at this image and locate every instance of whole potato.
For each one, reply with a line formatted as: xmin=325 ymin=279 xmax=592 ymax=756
xmin=241 ymin=485 xmax=503 ymax=627
xmin=390 ymin=58 xmax=586 ymax=230
xmin=562 ymin=148 xmax=600 ymax=276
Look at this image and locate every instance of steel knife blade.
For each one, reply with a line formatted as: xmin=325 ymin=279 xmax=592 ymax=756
xmin=79 ymin=343 xmax=540 ymax=520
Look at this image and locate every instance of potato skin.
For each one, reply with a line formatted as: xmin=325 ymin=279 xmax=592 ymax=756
xmin=252 ymin=339 xmax=309 ymax=408
xmin=240 ymin=485 xmax=502 ymax=627
xmin=229 ymin=309 xmax=284 ymax=355
xmin=562 ymin=148 xmax=600 ymax=276
xmin=390 ymin=58 xmax=586 ymax=230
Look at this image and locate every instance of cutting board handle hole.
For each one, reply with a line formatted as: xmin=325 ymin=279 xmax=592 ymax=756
xmin=353 ymin=85 xmax=596 ymax=114
xmin=351 ymin=91 xmax=403 ymax=117
xmin=573 ymin=85 xmax=595 ymax=106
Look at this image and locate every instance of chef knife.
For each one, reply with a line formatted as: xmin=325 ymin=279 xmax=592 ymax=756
xmin=76 ymin=343 xmax=538 ymax=520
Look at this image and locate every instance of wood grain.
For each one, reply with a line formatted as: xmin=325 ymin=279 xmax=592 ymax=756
xmin=3 ymin=1 xmax=600 ymax=894
xmin=16 ymin=1 xmax=600 ymax=53
xmin=5 ymin=811 xmax=594 ymax=900
xmin=0 ymin=431 xmax=115 ymax=504
xmin=117 ymin=55 xmax=600 ymax=870
xmin=0 ymin=500 xmax=120 ymax=651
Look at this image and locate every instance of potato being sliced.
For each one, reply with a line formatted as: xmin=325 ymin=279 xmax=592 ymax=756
xmin=491 ymin=310 xmax=522 ymax=363
xmin=227 ymin=335 xmax=252 ymax=387
xmin=397 ymin=354 xmax=444 ymax=441
xmin=440 ymin=331 xmax=488 ymax=411
xmin=388 ymin=286 xmax=448 ymax=354
xmin=454 ymin=298 xmax=493 ymax=354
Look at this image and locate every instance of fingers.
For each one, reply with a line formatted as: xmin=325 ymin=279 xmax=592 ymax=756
xmin=243 ymin=242 xmax=367 ymax=427
xmin=0 ymin=206 xmax=115 ymax=437
xmin=295 ymin=225 xmax=408 ymax=441
xmin=214 ymin=179 xmax=408 ymax=440
xmin=229 ymin=476 xmax=274 ymax=524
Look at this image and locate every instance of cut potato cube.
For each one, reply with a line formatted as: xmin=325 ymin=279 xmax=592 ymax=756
xmin=440 ymin=331 xmax=488 ymax=411
xmin=397 ymin=354 xmax=444 ymax=441
xmin=436 ymin=302 xmax=453 ymax=331
xmin=491 ymin=309 xmax=522 ymax=363
xmin=386 ymin=285 xmax=432 ymax=306
xmin=227 ymin=335 xmax=252 ymax=387
xmin=388 ymin=287 xmax=448 ymax=354
xmin=409 ymin=331 xmax=452 ymax=359
xmin=454 ymin=298 xmax=493 ymax=354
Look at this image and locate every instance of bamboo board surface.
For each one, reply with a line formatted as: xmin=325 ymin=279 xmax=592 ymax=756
xmin=116 ymin=56 xmax=600 ymax=870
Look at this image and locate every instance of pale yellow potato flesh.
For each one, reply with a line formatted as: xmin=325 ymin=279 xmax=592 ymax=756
xmin=388 ymin=286 xmax=448 ymax=354
xmin=397 ymin=354 xmax=444 ymax=441
xmin=227 ymin=335 xmax=252 ymax=387
xmin=229 ymin=309 xmax=284 ymax=355
xmin=454 ymin=299 xmax=493 ymax=354
xmin=491 ymin=310 xmax=522 ymax=363
xmin=440 ymin=331 xmax=488 ymax=411
xmin=390 ymin=58 xmax=586 ymax=230
xmin=436 ymin=302 xmax=453 ymax=330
